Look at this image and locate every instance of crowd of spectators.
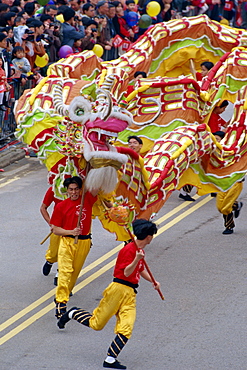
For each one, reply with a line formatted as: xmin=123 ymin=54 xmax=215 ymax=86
xmin=0 ymin=0 xmax=245 ymax=139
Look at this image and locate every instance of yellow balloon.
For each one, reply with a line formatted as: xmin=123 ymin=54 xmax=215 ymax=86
xmin=146 ymin=1 xmax=161 ymax=17
xmin=56 ymin=14 xmax=64 ymax=23
xmin=92 ymin=44 xmax=104 ymax=58
xmin=35 ymin=53 xmax=49 ymax=68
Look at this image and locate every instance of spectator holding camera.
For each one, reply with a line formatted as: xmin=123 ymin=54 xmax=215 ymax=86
xmin=61 ymin=7 xmax=85 ymax=48
xmin=44 ymin=21 xmax=61 ymax=63
xmin=80 ymin=18 xmax=97 ymax=51
xmin=16 ymin=19 xmax=46 ymax=70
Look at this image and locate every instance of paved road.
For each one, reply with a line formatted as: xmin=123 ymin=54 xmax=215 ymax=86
xmin=1 ymin=158 xmax=247 ymax=370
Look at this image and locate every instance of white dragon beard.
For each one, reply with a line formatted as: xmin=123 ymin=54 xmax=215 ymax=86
xmin=85 ymin=166 xmax=118 ymax=194
xmin=84 ymin=141 xmax=128 ymax=194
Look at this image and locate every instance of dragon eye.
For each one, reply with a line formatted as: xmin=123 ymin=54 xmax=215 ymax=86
xmin=75 ymin=107 xmax=84 ymax=116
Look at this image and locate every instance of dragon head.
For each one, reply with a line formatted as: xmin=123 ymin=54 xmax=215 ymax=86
xmin=53 ymin=77 xmax=132 ymax=194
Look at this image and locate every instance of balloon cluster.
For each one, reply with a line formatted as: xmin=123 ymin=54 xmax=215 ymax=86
xmin=139 ymin=1 xmax=161 ymax=28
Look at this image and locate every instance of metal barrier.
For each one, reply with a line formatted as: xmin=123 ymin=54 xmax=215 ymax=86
xmin=0 ymin=79 xmax=33 ymax=143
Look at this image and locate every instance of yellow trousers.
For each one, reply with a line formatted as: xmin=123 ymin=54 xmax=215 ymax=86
xmin=56 ymin=237 xmax=91 ymax=303
xmin=45 ymin=233 xmax=61 ymax=264
xmin=89 ymin=282 xmax=136 ymax=339
xmin=216 ymin=182 xmax=243 ymax=215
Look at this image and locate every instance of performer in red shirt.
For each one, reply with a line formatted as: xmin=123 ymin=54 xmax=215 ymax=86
xmin=57 ymin=219 xmax=160 ymax=370
xmin=50 ymin=176 xmax=98 ymax=319
xmin=125 ymin=71 xmax=147 ymax=97
xmin=40 ymin=186 xmax=64 ymax=280
xmin=208 ymin=100 xmax=229 ymax=133
xmin=195 ymin=60 xmax=214 ymax=81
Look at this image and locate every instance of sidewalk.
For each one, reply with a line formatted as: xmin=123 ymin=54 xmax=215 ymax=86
xmin=0 ymin=139 xmax=28 ymax=170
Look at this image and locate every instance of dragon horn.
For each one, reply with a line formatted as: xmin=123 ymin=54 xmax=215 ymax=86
xmin=100 ymin=74 xmax=115 ymax=91
xmin=54 ymin=81 xmax=68 ymax=116
xmin=126 ymin=98 xmax=162 ymax=126
xmin=96 ymin=88 xmax=113 ymax=121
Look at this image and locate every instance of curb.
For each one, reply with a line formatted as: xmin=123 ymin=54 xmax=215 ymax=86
xmin=0 ymin=143 xmax=26 ymax=169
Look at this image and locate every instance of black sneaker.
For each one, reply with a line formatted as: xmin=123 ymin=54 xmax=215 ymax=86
xmin=179 ymin=193 xmax=195 ymax=201
xmin=234 ymin=202 xmax=243 ymax=218
xmin=43 ymin=261 xmax=53 ymax=276
xmin=222 ymin=228 xmax=234 ymax=235
xmin=103 ymin=359 xmax=127 ymax=369
xmin=57 ymin=307 xmax=78 ymax=329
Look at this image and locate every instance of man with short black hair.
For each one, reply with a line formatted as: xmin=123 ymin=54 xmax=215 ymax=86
xmin=50 ymin=176 xmax=98 ymax=319
xmin=128 ymin=135 xmax=143 ymax=155
xmin=3 ymin=11 xmax=16 ymax=26
xmin=69 ymin=0 xmax=83 ymax=17
xmin=57 ymin=219 xmax=160 ymax=370
xmin=44 ymin=4 xmax=58 ymax=20
xmin=82 ymin=2 xmax=95 ymax=19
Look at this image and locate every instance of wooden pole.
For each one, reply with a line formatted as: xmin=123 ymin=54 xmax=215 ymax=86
xmin=74 ymin=164 xmax=90 ymax=244
xmin=125 ymin=227 xmax=165 ymax=300
xmin=189 ymin=58 xmax=196 ymax=79
xmin=40 ymin=231 xmax=52 ymax=245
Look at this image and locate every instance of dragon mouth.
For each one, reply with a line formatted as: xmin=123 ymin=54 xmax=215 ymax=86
xmin=87 ymin=128 xmax=118 ymax=151
xmin=85 ymin=117 xmax=128 ymax=151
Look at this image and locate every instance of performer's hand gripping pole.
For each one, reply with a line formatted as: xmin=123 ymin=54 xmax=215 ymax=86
xmin=125 ymin=227 xmax=165 ymax=300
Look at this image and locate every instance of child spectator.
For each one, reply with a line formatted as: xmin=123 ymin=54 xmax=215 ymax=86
xmin=72 ymin=38 xmax=83 ymax=53
xmin=12 ymin=45 xmax=31 ymax=85
xmin=125 ymin=0 xmax=136 ymax=15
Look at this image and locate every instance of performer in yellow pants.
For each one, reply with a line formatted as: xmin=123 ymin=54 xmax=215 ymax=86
xmin=216 ymin=181 xmax=243 ymax=235
xmin=57 ymin=219 xmax=161 ymax=370
xmin=213 ymin=131 xmax=244 ymax=235
xmin=50 ymin=176 xmax=97 ymax=319
xmin=55 ymin=236 xmax=91 ymax=304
